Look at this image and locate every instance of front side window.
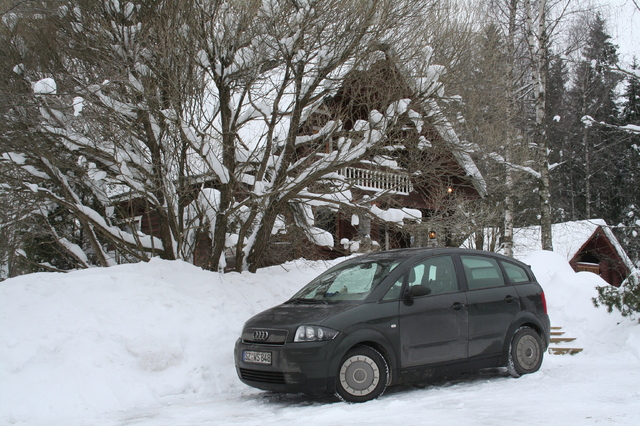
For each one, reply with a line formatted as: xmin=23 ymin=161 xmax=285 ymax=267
xmin=461 ymin=255 xmax=506 ymax=290
xmin=410 ymin=255 xmax=458 ymax=295
xmin=383 ymin=255 xmax=458 ymax=300
xmin=382 ymin=275 xmax=405 ymax=300
xmin=292 ymin=258 xmax=401 ymax=301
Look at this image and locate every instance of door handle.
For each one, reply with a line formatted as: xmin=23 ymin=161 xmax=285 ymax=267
xmin=505 ymin=295 xmax=517 ymax=303
xmin=452 ymin=302 xmax=465 ymax=310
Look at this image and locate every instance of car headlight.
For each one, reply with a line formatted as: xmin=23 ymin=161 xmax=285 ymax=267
xmin=294 ymin=325 xmax=339 ymax=342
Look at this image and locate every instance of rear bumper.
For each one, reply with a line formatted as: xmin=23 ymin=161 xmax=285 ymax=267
xmin=543 ymin=315 xmax=551 ymax=348
xmin=234 ymin=338 xmax=338 ymax=395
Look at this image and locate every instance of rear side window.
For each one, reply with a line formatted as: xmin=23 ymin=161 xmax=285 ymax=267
xmin=500 ymin=261 xmax=531 ymax=283
xmin=461 ymin=255 xmax=506 ymax=290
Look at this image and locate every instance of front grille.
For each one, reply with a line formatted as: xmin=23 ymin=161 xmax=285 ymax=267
xmin=242 ymin=328 xmax=288 ymax=345
xmin=239 ymin=368 xmax=286 ymax=384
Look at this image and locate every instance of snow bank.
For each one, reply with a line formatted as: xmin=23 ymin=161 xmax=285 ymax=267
xmin=524 ymin=250 xmax=640 ymax=359
xmin=0 ymin=258 xmax=337 ymax=425
xmin=1 ymin=252 xmax=639 ymax=425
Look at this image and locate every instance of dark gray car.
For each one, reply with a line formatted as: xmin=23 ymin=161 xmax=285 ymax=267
xmin=234 ymin=248 xmax=550 ymax=402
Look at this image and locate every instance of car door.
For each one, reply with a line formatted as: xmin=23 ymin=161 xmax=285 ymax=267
xmin=461 ymin=254 xmax=521 ymax=358
xmin=397 ymin=255 xmax=468 ymax=368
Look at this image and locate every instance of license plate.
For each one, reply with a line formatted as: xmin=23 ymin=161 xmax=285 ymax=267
xmin=243 ymin=350 xmax=272 ymax=365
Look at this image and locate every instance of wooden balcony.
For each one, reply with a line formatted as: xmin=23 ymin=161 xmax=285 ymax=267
xmin=340 ymin=167 xmax=413 ymax=195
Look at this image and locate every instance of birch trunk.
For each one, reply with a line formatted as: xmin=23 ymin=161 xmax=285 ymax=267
xmin=525 ymin=0 xmax=553 ymax=251
xmin=502 ymin=0 xmax=518 ymax=258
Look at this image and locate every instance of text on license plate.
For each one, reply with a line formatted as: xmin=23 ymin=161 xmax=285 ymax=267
xmin=243 ymin=350 xmax=272 ymax=365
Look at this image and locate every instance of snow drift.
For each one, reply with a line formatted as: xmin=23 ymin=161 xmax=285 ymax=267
xmin=1 ymin=251 xmax=639 ymax=425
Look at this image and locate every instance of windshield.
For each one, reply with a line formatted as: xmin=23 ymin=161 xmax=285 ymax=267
xmin=290 ymin=258 xmax=402 ymax=302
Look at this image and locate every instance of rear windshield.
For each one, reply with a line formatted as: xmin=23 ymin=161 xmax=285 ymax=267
xmin=290 ymin=258 xmax=402 ymax=302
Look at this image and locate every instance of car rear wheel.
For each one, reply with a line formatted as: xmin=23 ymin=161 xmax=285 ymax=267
xmin=336 ymin=345 xmax=388 ymax=403
xmin=507 ymin=326 xmax=543 ymax=377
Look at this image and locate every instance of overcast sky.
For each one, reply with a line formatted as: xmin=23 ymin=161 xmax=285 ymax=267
xmin=602 ymin=0 xmax=640 ymax=62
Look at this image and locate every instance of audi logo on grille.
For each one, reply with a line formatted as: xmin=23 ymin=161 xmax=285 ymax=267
xmin=253 ymin=330 xmax=270 ymax=341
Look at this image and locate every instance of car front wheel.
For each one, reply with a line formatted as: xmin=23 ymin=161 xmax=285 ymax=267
xmin=507 ymin=326 xmax=544 ymax=377
xmin=335 ymin=345 xmax=388 ymax=403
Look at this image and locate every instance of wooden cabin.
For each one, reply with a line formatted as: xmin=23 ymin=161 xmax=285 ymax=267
xmin=297 ymin=59 xmax=486 ymax=253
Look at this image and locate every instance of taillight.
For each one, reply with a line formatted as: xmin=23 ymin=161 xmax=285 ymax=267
xmin=541 ymin=291 xmax=548 ymax=314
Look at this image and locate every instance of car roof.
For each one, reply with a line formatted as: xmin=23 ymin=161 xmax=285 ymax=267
xmin=355 ymin=247 xmax=529 ymax=266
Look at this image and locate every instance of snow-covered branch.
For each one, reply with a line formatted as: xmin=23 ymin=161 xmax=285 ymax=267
xmin=582 ymin=115 xmax=640 ymax=134
xmin=487 ymin=152 xmax=542 ymax=179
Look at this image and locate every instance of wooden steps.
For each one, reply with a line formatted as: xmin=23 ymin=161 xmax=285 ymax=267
xmin=549 ymin=347 xmax=584 ymax=355
xmin=550 ymin=336 xmax=576 ymax=343
xmin=547 ymin=326 xmax=583 ymax=356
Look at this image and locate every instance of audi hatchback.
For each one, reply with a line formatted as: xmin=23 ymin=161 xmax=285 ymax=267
xmin=234 ymin=248 xmax=550 ymax=402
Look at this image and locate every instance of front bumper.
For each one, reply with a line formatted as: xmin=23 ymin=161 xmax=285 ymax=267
xmin=234 ymin=338 xmax=339 ymax=395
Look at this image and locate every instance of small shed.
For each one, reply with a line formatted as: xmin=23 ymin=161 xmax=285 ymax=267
xmin=511 ymin=220 xmax=634 ymax=287
xmin=462 ymin=219 xmax=635 ymax=287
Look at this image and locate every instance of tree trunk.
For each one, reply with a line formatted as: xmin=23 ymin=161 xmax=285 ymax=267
xmin=502 ymin=0 xmax=518 ymax=258
xmin=538 ymin=141 xmax=554 ymax=251
xmin=210 ymin=81 xmax=237 ymax=271
xmin=503 ymin=189 xmax=515 ymax=256
xmin=580 ymin=85 xmax=591 ymax=219
xmin=584 ymin=124 xmax=591 ymax=218
xmin=246 ymin=66 xmax=307 ymax=272
xmin=526 ymin=0 xmax=553 ymax=251
xmin=246 ymin=199 xmax=281 ymax=273
xmin=141 ymin=111 xmax=177 ymax=260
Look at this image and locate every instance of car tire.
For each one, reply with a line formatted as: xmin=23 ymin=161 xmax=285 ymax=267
xmin=335 ymin=345 xmax=388 ymax=403
xmin=507 ymin=326 xmax=544 ymax=377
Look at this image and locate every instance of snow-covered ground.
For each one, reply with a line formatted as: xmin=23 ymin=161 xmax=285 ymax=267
xmin=1 ymin=251 xmax=639 ymax=425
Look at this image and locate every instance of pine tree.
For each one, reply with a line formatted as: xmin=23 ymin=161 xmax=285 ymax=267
xmin=594 ymin=270 xmax=640 ymax=322
xmin=456 ymin=22 xmax=533 ymax=254
xmin=621 ymin=59 xmax=640 ymax=124
xmin=546 ymin=54 xmax=574 ymax=221
xmin=591 ymin=53 xmax=640 ymax=321
xmin=566 ymin=13 xmax=622 ymax=220
xmin=612 ymin=59 xmax=640 ymax=266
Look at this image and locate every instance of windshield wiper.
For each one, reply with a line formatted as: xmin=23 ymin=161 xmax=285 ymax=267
xmin=287 ymin=298 xmax=328 ymax=305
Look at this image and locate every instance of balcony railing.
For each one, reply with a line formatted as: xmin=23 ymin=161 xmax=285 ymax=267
xmin=340 ymin=167 xmax=413 ymax=195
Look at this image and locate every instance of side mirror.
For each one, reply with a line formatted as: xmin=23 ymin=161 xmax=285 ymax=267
xmin=407 ymin=285 xmax=431 ymax=299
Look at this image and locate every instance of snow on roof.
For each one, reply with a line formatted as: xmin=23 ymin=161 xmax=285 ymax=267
xmin=297 ymin=61 xmax=488 ymax=197
xmin=507 ymin=219 xmax=634 ymax=270
xmin=429 ymin=111 xmax=487 ymax=197
xmin=389 ymin=52 xmax=487 ymax=197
